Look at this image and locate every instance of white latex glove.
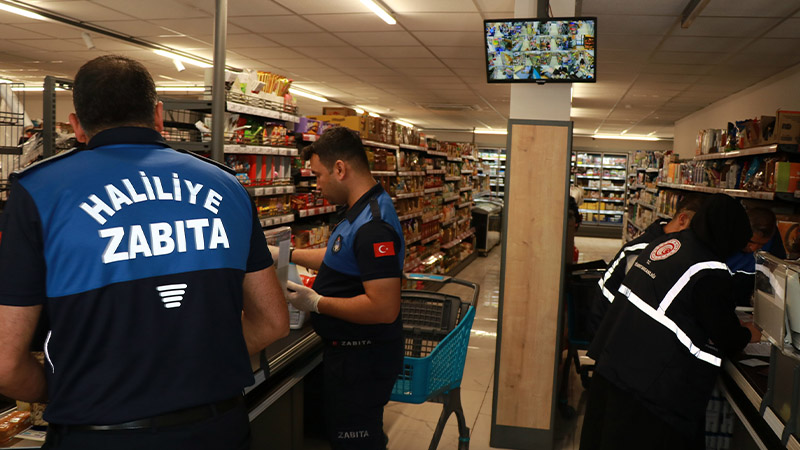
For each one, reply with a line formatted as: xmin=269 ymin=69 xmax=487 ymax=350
xmin=268 ymin=245 xmax=280 ymax=262
xmin=286 ymin=281 xmax=321 ymax=313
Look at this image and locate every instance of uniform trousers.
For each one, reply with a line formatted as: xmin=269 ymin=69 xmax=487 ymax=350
xmin=323 ymin=338 xmax=404 ymax=450
xmin=579 ymin=374 xmax=703 ymax=450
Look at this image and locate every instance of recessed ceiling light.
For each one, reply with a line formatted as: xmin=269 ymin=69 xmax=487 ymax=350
xmin=474 ymin=129 xmax=507 ymax=135
xmin=592 ymin=134 xmax=660 ymax=141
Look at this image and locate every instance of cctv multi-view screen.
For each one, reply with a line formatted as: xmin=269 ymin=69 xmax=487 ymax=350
xmin=484 ymin=17 xmax=596 ymax=83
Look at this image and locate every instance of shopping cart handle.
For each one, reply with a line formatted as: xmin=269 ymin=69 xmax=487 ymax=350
xmin=405 ymin=273 xmax=451 ymax=282
xmin=404 ymin=273 xmax=480 ymax=305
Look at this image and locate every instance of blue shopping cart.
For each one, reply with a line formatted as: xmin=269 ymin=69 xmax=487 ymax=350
xmin=391 ymin=273 xmax=479 ymax=450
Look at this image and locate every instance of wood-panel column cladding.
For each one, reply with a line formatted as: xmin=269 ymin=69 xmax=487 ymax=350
xmin=491 ymin=120 xmax=573 ymax=449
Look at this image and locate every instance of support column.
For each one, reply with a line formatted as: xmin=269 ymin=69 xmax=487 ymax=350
xmin=490 ymin=0 xmax=576 ymax=448
xmin=210 ymin=0 xmax=227 ymax=163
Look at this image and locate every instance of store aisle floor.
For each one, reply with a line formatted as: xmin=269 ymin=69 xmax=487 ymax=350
xmin=382 ymin=236 xmax=620 ymax=450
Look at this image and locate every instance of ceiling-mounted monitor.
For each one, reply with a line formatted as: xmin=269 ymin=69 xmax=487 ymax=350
xmin=484 ymin=17 xmax=596 ymax=83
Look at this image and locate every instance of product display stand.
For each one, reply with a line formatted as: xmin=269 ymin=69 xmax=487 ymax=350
xmin=479 ymin=148 xmax=505 ymax=199
xmin=624 ymin=152 xmax=663 ymax=241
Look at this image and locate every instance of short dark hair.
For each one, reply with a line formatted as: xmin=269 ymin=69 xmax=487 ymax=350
xmin=747 ymin=207 xmax=776 ymax=237
xmin=675 ymin=194 xmax=704 ymax=215
xmin=302 ymin=126 xmax=369 ymax=172
xmin=73 ymin=55 xmax=158 ymax=135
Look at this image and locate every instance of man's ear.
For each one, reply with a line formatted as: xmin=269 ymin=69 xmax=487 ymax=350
xmin=68 ymin=113 xmax=88 ymax=144
xmin=154 ymin=101 xmax=164 ymax=133
xmin=334 ymin=160 xmax=346 ymax=180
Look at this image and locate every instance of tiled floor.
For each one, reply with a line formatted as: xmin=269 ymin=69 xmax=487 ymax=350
xmin=382 ymin=236 xmax=621 ymax=450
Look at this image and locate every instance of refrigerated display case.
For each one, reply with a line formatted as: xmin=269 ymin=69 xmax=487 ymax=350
xmin=571 ymin=151 xmax=628 ymax=236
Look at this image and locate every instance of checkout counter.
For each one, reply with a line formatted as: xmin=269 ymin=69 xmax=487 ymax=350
xmin=1 ymin=227 xmax=325 ymax=448
xmin=718 ymin=252 xmax=800 ymax=450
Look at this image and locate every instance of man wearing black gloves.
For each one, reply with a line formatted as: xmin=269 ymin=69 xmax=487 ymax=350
xmin=580 ymin=194 xmax=761 ymax=450
xmin=590 ymin=195 xmax=703 ymax=334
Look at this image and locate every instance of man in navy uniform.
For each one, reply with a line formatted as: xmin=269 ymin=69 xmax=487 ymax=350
xmin=0 ymin=55 xmax=289 ymax=449
xmin=580 ymin=194 xmax=761 ymax=450
xmin=282 ymin=126 xmax=405 ymax=449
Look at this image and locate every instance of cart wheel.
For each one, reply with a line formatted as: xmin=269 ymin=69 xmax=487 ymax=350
xmin=580 ymin=370 xmax=592 ymax=390
xmin=559 ymin=402 xmax=576 ymax=419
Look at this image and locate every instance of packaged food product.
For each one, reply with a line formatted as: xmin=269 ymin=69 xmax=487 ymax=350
xmin=0 ymin=411 xmax=31 ymax=443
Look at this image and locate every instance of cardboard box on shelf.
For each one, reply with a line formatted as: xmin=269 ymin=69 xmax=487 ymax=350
xmin=772 ymin=110 xmax=800 ymax=145
xmin=774 ymin=161 xmax=800 ymax=192
xmin=306 ymin=115 xmax=365 ymax=136
xmin=322 ymin=107 xmax=358 ymax=116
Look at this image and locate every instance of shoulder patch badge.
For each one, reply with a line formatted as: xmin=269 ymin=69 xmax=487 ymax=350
xmin=332 ymin=235 xmax=343 ymax=253
xmin=373 ymin=242 xmax=395 ymax=258
xmin=650 ymin=238 xmax=681 ymax=261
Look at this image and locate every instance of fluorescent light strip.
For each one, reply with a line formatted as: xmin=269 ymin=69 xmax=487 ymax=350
xmin=155 ymin=86 xmax=205 ymax=92
xmin=592 ymin=134 xmax=660 ymax=141
xmin=0 ymin=2 xmax=47 ymax=20
xmin=153 ymin=49 xmax=212 ymax=68
xmin=11 ymin=87 xmax=67 ymax=92
xmin=354 ymin=107 xmax=365 ymax=114
xmin=395 ymin=119 xmax=414 ymax=128
xmin=368 ymin=112 xmax=380 ymax=118
xmin=288 ymin=87 xmax=328 ymax=103
xmin=474 ymin=129 xmax=507 ymax=135
xmin=359 ymin=0 xmax=396 ymax=25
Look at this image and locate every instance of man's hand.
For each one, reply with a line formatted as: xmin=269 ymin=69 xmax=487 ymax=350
xmin=286 ymin=281 xmax=321 ymax=313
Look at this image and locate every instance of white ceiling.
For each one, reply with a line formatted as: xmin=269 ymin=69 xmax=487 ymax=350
xmin=1 ymin=0 xmax=800 ymax=138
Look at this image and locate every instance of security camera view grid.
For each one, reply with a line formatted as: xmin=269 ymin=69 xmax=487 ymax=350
xmin=485 ymin=20 xmax=596 ymax=81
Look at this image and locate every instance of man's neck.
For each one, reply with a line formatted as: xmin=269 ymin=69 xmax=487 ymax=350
xmin=347 ymin=177 xmax=378 ymax=208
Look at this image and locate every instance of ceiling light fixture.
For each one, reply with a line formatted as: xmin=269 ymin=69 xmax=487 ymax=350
xmin=592 ymin=134 xmax=660 ymax=141
xmin=680 ymin=0 xmax=711 ymax=29
xmin=620 ymin=130 xmax=628 ymax=135
xmin=11 ymin=86 xmax=67 ymax=92
xmin=474 ymin=129 xmax=508 ymax=135
xmin=0 ymin=2 xmax=47 ymax=21
xmin=368 ymin=112 xmax=380 ymax=118
xmin=354 ymin=107 xmax=365 ymax=115
xmin=81 ymin=32 xmax=95 ymax=49
xmin=395 ymin=119 xmax=414 ymax=128
xmin=153 ymin=49 xmax=212 ymax=68
xmin=359 ymin=0 xmax=396 ymax=25
xmin=288 ymin=87 xmax=328 ymax=103
xmin=172 ymin=59 xmax=186 ymax=72
xmin=155 ymin=86 xmax=205 ymax=92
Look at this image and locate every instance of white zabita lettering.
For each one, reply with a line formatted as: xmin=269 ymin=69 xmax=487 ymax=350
xmin=98 ymin=218 xmax=230 ymax=264
xmin=79 ymin=172 xmax=225 ymax=225
xmin=337 ymin=431 xmax=370 ymax=439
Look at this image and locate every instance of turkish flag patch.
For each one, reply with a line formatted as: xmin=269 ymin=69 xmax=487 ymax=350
xmin=373 ymin=242 xmax=395 ymax=257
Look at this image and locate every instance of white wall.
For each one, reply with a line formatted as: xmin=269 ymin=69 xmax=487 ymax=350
xmin=20 ymin=92 xmax=75 ymax=123
xmin=674 ymin=64 xmax=800 ymax=159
